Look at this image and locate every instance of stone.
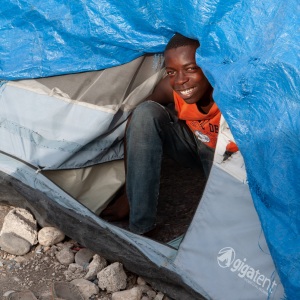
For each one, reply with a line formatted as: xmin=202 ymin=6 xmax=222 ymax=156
xmin=52 ymin=281 xmax=84 ymax=300
xmin=38 ymin=227 xmax=65 ymax=246
xmin=5 ymin=290 xmax=38 ymax=299
xmin=69 ymin=263 xmax=84 ymax=273
xmin=0 ymin=233 xmax=31 ymax=256
xmin=71 ymin=278 xmax=99 ymax=300
xmin=84 ymin=254 xmax=107 ymax=281
xmin=111 ymin=287 xmax=143 ymax=300
xmin=3 ymin=290 xmax=16 ymax=297
xmin=147 ymin=289 xmax=157 ymax=299
xmin=13 ymin=256 xmax=27 ymax=264
xmin=64 ymin=263 xmax=86 ymax=281
xmin=75 ymin=248 xmax=95 ymax=267
xmin=97 ymin=262 xmax=127 ymax=293
xmin=0 ymin=208 xmax=38 ymax=245
xmin=126 ymin=274 xmax=137 ymax=290
xmin=137 ymin=276 xmax=146 ymax=285
xmin=55 ymin=248 xmax=75 ymax=265
xmin=136 ymin=284 xmax=151 ymax=294
xmin=38 ymin=290 xmax=53 ymax=299
xmin=154 ymin=292 xmax=164 ymax=300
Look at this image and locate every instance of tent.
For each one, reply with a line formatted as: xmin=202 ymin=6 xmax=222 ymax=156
xmin=1 ymin=1 xmax=299 ymax=299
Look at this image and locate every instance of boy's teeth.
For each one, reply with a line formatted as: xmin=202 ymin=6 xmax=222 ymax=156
xmin=181 ymin=88 xmax=194 ymax=95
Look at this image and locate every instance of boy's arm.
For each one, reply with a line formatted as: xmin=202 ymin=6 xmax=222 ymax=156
xmin=146 ymin=76 xmax=174 ymax=105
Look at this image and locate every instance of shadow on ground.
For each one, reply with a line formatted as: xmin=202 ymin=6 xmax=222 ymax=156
xmin=112 ymin=156 xmax=207 ymax=244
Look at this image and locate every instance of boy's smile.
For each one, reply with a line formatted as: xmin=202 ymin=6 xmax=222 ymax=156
xmin=165 ymin=44 xmax=213 ymax=112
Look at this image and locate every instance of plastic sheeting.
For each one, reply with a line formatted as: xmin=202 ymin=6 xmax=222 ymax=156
xmin=1 ymin=0 xmax=299 ymax=298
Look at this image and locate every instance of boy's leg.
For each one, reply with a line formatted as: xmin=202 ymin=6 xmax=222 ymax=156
xmin=126 ymin=101 xmax=203 ymax=234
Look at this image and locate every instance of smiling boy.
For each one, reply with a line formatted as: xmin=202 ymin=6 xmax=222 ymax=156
xmin=102 ymin=33 xmax=221 ymax=235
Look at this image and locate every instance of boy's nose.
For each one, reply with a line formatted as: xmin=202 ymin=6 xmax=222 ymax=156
xmin=175 ymin=71 xmax=188 ymax=85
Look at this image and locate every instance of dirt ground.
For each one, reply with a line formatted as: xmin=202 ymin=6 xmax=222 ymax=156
xmin=0 ymin=205 xmax=66 ymax=299
xmin=112 ymin=157 xmax=207 ymax=243
xmin=0 ymin=157 xmax=207 ymax=299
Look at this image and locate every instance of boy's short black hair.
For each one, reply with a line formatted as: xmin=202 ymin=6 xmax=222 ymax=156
xmin=165 ymin=33 xmax=200 ymax=51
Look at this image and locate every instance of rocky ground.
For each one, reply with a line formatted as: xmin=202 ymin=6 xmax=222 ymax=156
xmin=0 ymin=205 xmax=170 ymax=300
xmin=0 ymin=158 xmax=206 ymax=300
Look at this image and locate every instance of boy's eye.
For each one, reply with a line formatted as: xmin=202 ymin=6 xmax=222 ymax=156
xmin=166 ymin=70 xmax=175 ymax=76
xmin=187 ymin=66 xmax=198 ymax=72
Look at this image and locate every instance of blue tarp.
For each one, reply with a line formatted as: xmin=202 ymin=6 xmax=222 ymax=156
xmin=1 ymin=1 xmax=299 ymax=298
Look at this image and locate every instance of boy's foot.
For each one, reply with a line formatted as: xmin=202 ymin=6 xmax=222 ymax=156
xmin=141 ymin=225 xmax=162 ymax=239
xmin=100 ymin=193 xmax=129 ymax=222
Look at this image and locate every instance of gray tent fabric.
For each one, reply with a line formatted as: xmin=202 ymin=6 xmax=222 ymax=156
xmin=0 ymin=57 xmax=286 ymax=299
xmin=175 ymin=166 xmax=284 ymax=299
xmin=0 ymin=55 xmax=163 ymax=170
xmin=44 ymin=160 xmax=125 ymax=214
xmin=173 ymin=118 xmax=284 ymax=299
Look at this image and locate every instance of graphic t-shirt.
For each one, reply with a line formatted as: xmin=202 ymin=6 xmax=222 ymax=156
xmin=173 ymin=91 xmax=221 ymax=149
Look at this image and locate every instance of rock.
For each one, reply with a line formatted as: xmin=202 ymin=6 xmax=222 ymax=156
xmin=0 ymin=205 xmax=168 ymax=300
xmin=52 ymin=281 xmax=84 ymax=300
xmin=97 ymin=295 xmax=111 ymax=300
xmin=71 ymin=278 xmax=99 ymax=300
xmin=0 ymin=208 xmax=38 ymax=245
xmin=126 ymin=274 xmax=137 ymax=290
xmin=38 ymin=290 xmax=53 ymax=299
xmin=13 ymin=256 xmax=27 ymax=264
xmin=44 ymin=246 xmax=51 ymax=252
xmin=75 ymin=248 xmax=95 ymax=267
xmin=69 ymin=263 xmax=84 ymax=273
xmin=5 ymin=290 xmax=38 ymax=299
xmin=55 ymin=247 xmax=75 ymax=265
xmin=34 ymin=244 xmax=43 ymax=254
xmin=84 ymin=254 xmax=107 ymax=281
xmin=141 ymin=285 xmax=153 ymax=294
xmin=97 ymin=262 xmax=127 ymax=293
xmin=111 ymin=287 xmax=143 ymax=300
xmin=64 ymin=263 xmax=86 ymax=281
xmin=137 ymin=276 xmax=147 ymax=285
xmin=0 ymin=233 xmax=31 ymax=255
xmin=38 ymin=227 xmax=65 ymax=246
xmin=154 ymin=292 xmax=164 ymax=300
xmin=134 ymin=284 xmax=151 ymax=294
xmin=147 ymin=289 xmax=157 ymax=299
xmin=3 ymin=290 xmax=16 ymax=297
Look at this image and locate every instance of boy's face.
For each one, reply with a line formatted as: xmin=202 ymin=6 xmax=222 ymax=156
xmin=164 ymin=45 xmax=212 ymax=105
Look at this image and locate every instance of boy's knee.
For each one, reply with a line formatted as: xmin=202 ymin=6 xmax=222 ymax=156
xmin=134 ymin=100 xmax=164 ymax=117
xmin=130 ymin=100 xmax=167 ymax=125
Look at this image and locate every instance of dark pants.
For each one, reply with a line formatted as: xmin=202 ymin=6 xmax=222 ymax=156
xmin=126 ymin=101 xmax=214 ymax=234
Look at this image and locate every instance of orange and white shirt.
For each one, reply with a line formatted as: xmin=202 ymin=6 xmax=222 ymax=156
xmin=173 ymin=91 xmax=221 ymax=149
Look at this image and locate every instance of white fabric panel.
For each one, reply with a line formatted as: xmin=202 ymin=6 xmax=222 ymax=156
xmin=0 ymin=83 xmax=125 ymax=168
xmin=0 ymin=56 xmax=163 ymax=169
xmin=213 ymin=116 xmax=247 ymax=183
